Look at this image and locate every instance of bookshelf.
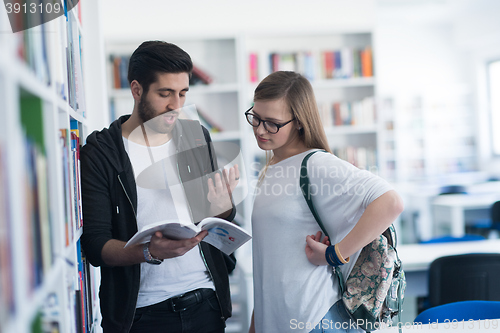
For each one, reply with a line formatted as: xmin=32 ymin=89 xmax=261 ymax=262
xmin=0 ymin=1 xmax=106 ymax=332
xmin=377 ymin=94 xmax=477 ymax=183
xmin=244 ymin=31 xmax=380 ymax=175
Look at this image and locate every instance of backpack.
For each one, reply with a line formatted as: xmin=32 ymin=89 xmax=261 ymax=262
xmin=300 ymin=150 xmax=406 ymax=332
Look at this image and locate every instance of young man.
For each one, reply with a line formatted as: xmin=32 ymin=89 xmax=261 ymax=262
xmin=80 ymin=41 xmax=239 ymax=333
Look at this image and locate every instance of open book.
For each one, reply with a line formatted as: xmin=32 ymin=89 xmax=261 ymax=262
xmin=124 ymin=217 xmax=251 ymax=255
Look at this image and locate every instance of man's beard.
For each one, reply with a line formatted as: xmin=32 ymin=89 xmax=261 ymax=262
xmin=138 ymin=94 xmax=176 ymax=134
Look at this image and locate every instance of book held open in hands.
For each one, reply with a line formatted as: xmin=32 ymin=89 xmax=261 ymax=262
xmin=124 ymin=217 xmax=251 ymax=255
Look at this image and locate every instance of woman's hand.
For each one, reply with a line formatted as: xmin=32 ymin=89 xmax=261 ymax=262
xmin=305 ymin=231 xmax=330 ymax=266
xmin=207 ymin=165 xmax=239 ymax=216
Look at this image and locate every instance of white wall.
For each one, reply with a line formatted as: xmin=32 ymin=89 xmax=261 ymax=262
xmin=452 ymin=0 xmax=500 ymax=50
xmin=375 ymin=0 xmax=473 ymax=97
xmin=451 ymin=0 xmax=500 ymax=175
xmin=375 ymin=23 xmax=472 ymax=97
xmin=375 ymin=0 xmax=500 ymax=177
xmin=100 ymin=0 xmax=376 ymax=39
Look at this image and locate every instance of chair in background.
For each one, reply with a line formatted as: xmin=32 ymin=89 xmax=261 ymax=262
xmin=414 ymin=300 xmax=500 ymax=324
xmin=416 ymin=236 xmax=487 ymax=313
xmin=489 ymin=201 xmax=500 ymax=238
xmin=438 ymin=185 xmax=467 ymax=195
xmin=467 ymin=200 xmax=500 ymax=238
xmin=428 ymin=253 xmax=500 ymax=308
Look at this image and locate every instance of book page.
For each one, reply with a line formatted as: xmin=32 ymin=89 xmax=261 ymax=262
xmin=198 ymin=218 xmax=252 ymax=255
xmin=124 ymin=217 xmax=251 ymax=255
xmin=124 ymin=220 xmax=198 ymax=248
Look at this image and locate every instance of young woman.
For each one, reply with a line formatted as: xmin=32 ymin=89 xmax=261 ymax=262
xmin=247 ymin=71 xmax=404 ymax=333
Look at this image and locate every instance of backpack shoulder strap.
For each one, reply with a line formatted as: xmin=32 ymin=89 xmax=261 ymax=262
xmin=300 ymin=150 xmax=345 ymax=293
xmin=178 ymin=119 xmax=217 ymax=173
xmin=300 ymin=150 xmax=329 ymax=238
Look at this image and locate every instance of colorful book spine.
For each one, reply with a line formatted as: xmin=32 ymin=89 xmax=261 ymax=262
xmin=323 ymin=51 xmax=334 ymax=79
xmin=113 ymin=56 xmax=122 ymax=89
xmin=60 ymin=129 xmax=74 ymax=246
xmin=71 ymin=129 xmax=83 ymax=230
xmin=361 ymin=46 xmax=373 ymax=77
xmin=249 ymin=53 xmax=259 ymax=83
xmin=76 ymin=240 xmax=86 ymax=333
xmin=191 ymin=64 xmax=214 ymax=85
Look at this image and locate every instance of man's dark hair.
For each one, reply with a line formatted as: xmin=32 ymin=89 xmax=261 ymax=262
xmin=128 ymin=41 xmax=193 ymax=94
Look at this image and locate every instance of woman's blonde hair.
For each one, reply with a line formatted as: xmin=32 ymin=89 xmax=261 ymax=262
xmin=254 ymin=71 xmax=331 ymax=180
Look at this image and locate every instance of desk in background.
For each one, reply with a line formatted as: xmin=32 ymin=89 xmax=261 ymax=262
xmin=432 ymin=193 xmax=500 ymax=237
xmin=398 ymin=239 xmax=500 ymax=297
xmin=399 ymin=180 xmax=500 ymax=241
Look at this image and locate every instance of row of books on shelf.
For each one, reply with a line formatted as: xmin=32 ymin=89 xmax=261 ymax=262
xmin=20 ymin=95 xmax=55 ymax=291
xmin=74 ymin=241 xmax=98 ymax=333
xmin=65 ymin=7 xmax=86 ymax=116
xmin=249 ymin=46 xmax=373 ymax=82
xmin=110 ymin=54 xmax=214 ymax=89
xmin=319 ymin=97 xmax=376 ymax=127
xmin=32 ymin=241 xmax=99 ymax=333
xmin=322 ymin=47 xmax=373 ymax=80
xmin=193 ymin=107 xmax=223 ymax=133
xmin=59 ymin=126 xmax=83 ymax=248
xmin=0 ymin=132 xmax=88 ymax=332
xmin=13 ymin=94 xmax=83 ymax=298
xmin=110 ymin=55 xmax=129 ymax=89
xmin=11 ymin=1 xmax=85 ymax=116
xmin=332 ymin=146 xmax=377 ymax=171
xmin=19 ymin=120 xmax=88 ymax=333
xmin=23 ymin=138 xmax=53 ymax=291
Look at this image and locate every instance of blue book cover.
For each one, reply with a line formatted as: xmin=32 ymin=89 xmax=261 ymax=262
xmin=334 ymin=50 xmax=342 ymax=79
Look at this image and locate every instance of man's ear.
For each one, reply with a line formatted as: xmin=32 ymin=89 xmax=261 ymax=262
xmin=130 ymin=80 xmax=143 ymax=100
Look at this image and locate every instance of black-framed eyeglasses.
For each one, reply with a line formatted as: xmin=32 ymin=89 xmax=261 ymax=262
xmin=244 ymin=106 xmax=295 ymax=134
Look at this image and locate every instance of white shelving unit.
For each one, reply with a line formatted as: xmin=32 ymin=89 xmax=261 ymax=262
xmin=0 ymin=1 xmax=107 ymax=332
xmin=378 ymin=94 xmax=477 ymax=183
xmin=243 ymin=30 xmax=380 ymax=175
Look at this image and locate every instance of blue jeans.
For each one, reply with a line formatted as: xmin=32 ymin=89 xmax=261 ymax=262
xmin=309 ymin=300 xmax=364 ymax=333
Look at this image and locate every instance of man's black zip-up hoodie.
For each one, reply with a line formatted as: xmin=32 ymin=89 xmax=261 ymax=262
xmin=80 ymin=115 xmax=235 ymax=333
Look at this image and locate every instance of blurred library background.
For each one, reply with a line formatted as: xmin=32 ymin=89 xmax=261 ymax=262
xmin=1 ymin=0 xmax=500 ymax=332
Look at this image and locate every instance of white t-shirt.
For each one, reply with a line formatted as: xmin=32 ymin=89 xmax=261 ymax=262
xmin=251 ymin=149 xmax=393 ymax=333
xmin=123 ymin=137 xmax=214 ymax=308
